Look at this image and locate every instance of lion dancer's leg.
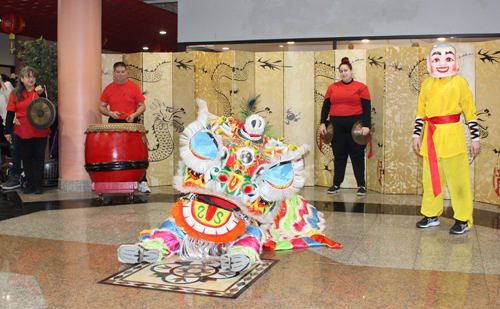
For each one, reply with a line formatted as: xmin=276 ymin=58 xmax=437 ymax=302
xmin=117 ymin=218 xmax=186 ymax=264
xmin=221 ymin=225 xmax=264 ymax=272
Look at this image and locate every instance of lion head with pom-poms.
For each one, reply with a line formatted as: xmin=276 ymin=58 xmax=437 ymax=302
xmin=174 ymin=98 xmax=310 ymax=225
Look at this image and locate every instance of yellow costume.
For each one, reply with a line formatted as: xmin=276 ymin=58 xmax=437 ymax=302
xmin=416 ymin=75 xmax=477 ymax=227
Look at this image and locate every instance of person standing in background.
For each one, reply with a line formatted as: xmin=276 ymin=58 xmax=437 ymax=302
xmin=320 ymin=57 xmax=371 ymax=196
xmin=99 ymin=62 xmax=150 ymax=193
xmin=413 ymin=43 xmax=480 ymax=235
xmin=4 ymin=67 xmax=51 ymax=194
xmin=0 ymin=74 xmax=14 ymax=179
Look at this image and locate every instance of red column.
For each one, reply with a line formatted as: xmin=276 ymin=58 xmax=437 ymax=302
xmin=58 ymin=0 xmax=102 ymax=191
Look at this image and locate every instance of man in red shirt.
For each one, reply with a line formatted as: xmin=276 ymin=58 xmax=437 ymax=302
xmin=99 ymin=62 xmax=150 ymax=193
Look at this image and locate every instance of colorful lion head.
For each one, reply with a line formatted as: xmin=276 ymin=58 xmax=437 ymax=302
xmin=174 ymin=99 xmax=310 ymax=223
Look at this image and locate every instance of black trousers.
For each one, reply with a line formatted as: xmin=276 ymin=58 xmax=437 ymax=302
xmin=19 ymin=136 xmax=47 ymax=188
xmin=108 ymin=117 xmax=147 ymax=182
xmin=330 ymin=114 xmax=366 ymax=187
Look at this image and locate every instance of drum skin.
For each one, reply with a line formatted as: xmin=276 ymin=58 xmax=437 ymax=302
xmin=84 ymin=124 xmax=149 ymax=182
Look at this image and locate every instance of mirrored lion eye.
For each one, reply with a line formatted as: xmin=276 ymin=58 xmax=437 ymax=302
xmin=263 ymin=161 xmax=294 ymax=189
xmin=240 ymin=150 xmax=253 ymax=165
xmin=189 ymin=131 xmax=218 ymax=160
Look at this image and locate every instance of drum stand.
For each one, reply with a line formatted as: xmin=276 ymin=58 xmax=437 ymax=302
xmin=91 ymin=181 xmax=138 ymax=202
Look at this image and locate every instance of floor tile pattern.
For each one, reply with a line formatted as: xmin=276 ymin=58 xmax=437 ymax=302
xmin=1 ymin=185 xmax=499 ymax=308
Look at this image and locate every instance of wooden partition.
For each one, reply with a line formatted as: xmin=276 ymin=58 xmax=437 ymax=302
xmin=99 ymin=43 xmax=500 ymax=207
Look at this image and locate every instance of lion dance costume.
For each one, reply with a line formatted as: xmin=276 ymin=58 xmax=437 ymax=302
xmin=118 ymin=99 xmax=342 ymax=272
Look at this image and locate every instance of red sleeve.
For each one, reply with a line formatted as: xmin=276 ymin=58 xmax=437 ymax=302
xmin=100 ymin=85 xmax=110 ymax=103
xmin=359 ymin=83 xmax=371 ymax=100
xmin=324 ymin=84 xmax=333 ymax=100
xmin=6 ymin=92 xmax=17 ymax=112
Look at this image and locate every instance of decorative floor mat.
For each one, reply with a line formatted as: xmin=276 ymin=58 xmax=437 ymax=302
xmin=99 ymin=256 xmax=278 ymax=298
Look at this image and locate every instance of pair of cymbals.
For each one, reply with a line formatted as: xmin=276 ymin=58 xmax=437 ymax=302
xmin=322 ymin=120 xmax=369 ymax=145
xmin=27 ymin=98 xmax=56 ymax=130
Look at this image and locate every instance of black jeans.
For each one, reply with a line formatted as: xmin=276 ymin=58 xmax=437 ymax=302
xmin=19 ymin=136 xmax=47 ymax=188
xmin=330 ymin=114 xmax=366 ymax=187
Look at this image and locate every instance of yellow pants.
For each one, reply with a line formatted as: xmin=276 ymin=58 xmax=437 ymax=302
xmin=422 ymin=153 xmax=473 ymax=227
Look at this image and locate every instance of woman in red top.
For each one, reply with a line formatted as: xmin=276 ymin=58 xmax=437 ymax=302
xmin=4 ymin=67 xmax=51 ymax=194
xmin=320 ymin=57 xmax=371 ymax=196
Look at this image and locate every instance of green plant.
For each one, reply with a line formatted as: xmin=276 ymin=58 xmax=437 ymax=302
xmin=17 ymin=36 xmax=58 ymax=105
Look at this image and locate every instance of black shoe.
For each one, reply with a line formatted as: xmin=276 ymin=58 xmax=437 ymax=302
xmin=1 ymin=174 xmax=21 ymax=190
xmin=449 ymin=220 xmax=469 ymax=235
xmin=416 ymin=216 xmax=440 ymax=228
xmin=327 ymin=185 xmax=340 ymax=194
xmin=23 ymin=186 xmax=35 ymax=194
xmin=35 ymin=186 xmax=43 ymax=194
xmin=357 ymin=186 xmax=367 ymax=196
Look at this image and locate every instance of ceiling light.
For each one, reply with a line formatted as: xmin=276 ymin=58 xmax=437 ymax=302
xmin=437 ymin=37 xmax=446 ymax=41
xmin=222 ymin=47 xmax=229 ymax=50
xmin=143 ymin=47 xmax=149 ymax=50
xmin=159 ymin=31 xmax=167 ymax=35
xmin=287 ymin=41 xmax=294 ymax=44
xmin=279 ymin=45 xmax=284 ymax=48
xmin=362 ymin=39 xmax=369 ymax=43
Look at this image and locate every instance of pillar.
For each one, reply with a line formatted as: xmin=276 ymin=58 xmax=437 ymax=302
xmin=57 ymin=0 xmax=102 ymax=191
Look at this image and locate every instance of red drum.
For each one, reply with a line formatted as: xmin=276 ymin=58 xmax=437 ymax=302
xmin=84 ymin=124 xmax=149 ymax=182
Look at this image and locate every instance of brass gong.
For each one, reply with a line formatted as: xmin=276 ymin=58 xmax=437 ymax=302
xmin=322 ymin=123 xmax=334 ymax=144
xmin=351 ymin=120 xmax=369 ymax=145
xmin=27 ymin=98 xmax=56 ymax=130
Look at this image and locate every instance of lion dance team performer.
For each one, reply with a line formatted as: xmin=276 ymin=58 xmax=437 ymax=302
xmin=4 ymin=67 xmax=51 ymax=195
xmin=320 ymin=57 xmax=371 ymax=196
xmin=413 ymin=43 xmax=481 ymax=235
xmin=99 ymin=62 xmax=151 ymax=193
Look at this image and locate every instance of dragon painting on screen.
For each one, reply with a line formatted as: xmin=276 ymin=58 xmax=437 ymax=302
xmin=118 ymin=98 xmax=342 ymax=272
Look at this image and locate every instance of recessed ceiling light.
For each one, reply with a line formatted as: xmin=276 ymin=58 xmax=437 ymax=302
xmin=362 ymin=39 xmax=369 ymax=43
xmin=437 ymin=37 xmax=446 ymax=41
xmin=222 ymin=47 xmax=229 ymax=50
xmin=279 ymin=45 xmax=284 ymax=48
xmin=143 ymin=47 xmax=149 ymax=50
xmin=287 ymin=41 xmax=294 ymax=44
xmin=159 ymin=31 xmax=167 ymax=35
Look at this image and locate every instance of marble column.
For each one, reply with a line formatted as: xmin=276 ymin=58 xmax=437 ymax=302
xmin=57 ymin=0 xmax=102 ymax=191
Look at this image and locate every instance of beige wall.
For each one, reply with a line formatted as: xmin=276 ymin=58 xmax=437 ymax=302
xmin=365 ymin=48 xmax=386 ymax=193
xmin=313 ymin=51 xmax=336 ymax=186
xmin=475 ymin=40 xmax=500 ymax=205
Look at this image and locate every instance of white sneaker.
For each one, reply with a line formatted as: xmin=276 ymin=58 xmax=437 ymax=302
xmin=138 ymin=181 xmax=151 ymax=193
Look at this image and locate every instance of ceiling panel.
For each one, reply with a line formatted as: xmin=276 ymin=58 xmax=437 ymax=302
xmin=0 ymin=0 xmax=178 ymax=53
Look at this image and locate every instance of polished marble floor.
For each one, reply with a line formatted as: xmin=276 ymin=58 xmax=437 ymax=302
xmin=1 ymin=185 xmax=500 ymax=308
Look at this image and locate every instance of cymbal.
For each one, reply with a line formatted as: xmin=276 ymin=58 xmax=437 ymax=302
xmin=27 ymin=98 xmax=56 ymax=130
xmin=351 ymin=120 xmax=369 ymax=145
xmin=322 ymin=123 xmax=334 ymax=144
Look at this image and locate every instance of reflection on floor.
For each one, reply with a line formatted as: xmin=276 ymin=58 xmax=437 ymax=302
xmin=1 ymin=185 xmax=499 ymax=308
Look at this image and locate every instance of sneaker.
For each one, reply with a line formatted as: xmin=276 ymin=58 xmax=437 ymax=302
xmin=1 ymin=174 xmax=21 ymax=190
xmin=357 ymin=186 xmax=367 ymax=196
xmin=327 ymin=185 xmax=340 ymax=194
xmin=416 ymin=216 xmax=440 ymax=228
xmin=117 ymin=244 xmax=160 ymax=264
xmin=138 ymin=181 xmax=151 ymax=193
xmin=449 ymin=220 xmax=469 ymax=235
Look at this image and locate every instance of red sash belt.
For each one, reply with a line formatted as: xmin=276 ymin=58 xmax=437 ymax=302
xmin=421 ymin=114 xmax=460 ymax=197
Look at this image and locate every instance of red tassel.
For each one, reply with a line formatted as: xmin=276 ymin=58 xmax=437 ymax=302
xmin=319 ymin=134 xmax=323 ymax=151
xmin=368 ymin=133 xmax=373 ymax=159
